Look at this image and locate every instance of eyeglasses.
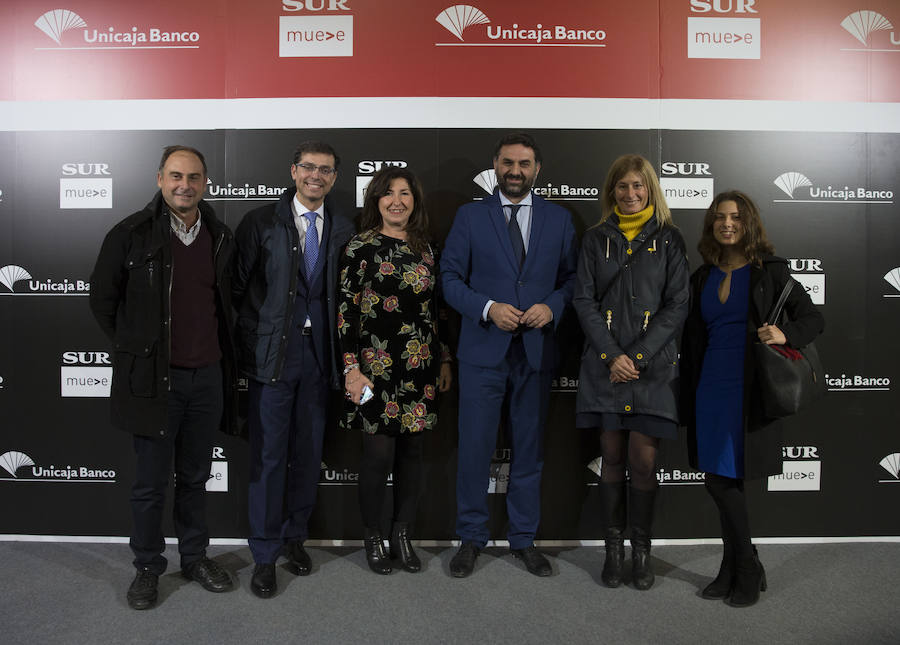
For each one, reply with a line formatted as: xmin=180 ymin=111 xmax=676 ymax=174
xmin=294 ymin=162 xmax=336 ymax=177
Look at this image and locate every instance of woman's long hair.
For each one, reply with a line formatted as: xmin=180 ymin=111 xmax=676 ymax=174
xmin=599 ymin=154 xmax=673 ymax=227
xmin=359 ymin=166 xmax=430 ymax=254
xmin=698 ymin=190 xmax=775 ymax=267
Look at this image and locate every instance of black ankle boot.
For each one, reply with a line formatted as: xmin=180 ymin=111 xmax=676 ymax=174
xmin=702 ymin=538 xmax=735 ymax=599
xmin=389 ymin=522 xmax=421 ymax=573
xmin=728 ymin=547 xmax=766 ymax=607
xmin=629 ymin=486 xmax=657 ymax=591
xmin=601 ymin=528 xmax=625 ymax=587
xmin=363 ymin=528 xmax=392 ymax=575
xmin=599 ymin=482 xmax=626 ymax=588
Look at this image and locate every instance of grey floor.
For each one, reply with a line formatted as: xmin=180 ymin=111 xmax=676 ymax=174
xmin=2 ymin=541 xmax=898 ymax=645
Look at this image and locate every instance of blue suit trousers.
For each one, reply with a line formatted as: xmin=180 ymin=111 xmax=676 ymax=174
xmin=247 ymin=333 xmax=328 ymax=564
xmin=455 ymin=336 xmax=552 ymax=550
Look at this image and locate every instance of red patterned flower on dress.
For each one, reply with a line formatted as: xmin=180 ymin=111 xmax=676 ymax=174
xmin=383 ymin=295 xmax=399 ymax=312
xmin=384 ymin=401 xmax=400 ymax=418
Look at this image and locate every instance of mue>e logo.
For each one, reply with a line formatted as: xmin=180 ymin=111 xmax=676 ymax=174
xmin=768 ymin=446 xmax=821 ymax=492
xmin=659 ymin=161 xmax=714 ymax=209
xmin=687 ymin=3 xmax=760 ymax=60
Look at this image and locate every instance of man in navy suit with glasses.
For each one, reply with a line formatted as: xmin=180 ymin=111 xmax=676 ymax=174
xmin=233 ymin=141 xmax=354 ymax=597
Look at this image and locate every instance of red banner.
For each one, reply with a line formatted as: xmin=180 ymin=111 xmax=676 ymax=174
xmin=4 ymin=1 xmax=898 ymax=101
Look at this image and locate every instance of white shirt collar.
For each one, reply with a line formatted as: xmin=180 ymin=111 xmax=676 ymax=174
xmin=292 ymin=194 xmax=325 ymax=221
xmin=499 ymin=191 xmax=533 ymax=208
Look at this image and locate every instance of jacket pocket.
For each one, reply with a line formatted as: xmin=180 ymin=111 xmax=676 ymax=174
xmin=237 ymin=319 xmax=276 ymax=368
xmin=123 ymin=250 xmax=163 ymax=333
xmin=114 ymin=339 xmax=157 ymax=398
xmin=125 ymin=249 xmax=160 ymax=292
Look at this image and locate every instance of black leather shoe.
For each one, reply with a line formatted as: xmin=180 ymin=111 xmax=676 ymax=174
xmin=126 ymin=567 xmax=158 ymax=610
xmin=390 ymin=522 xmax=421 ymax=573
xmin=251 ymin=563 xmax=277 ymax=598
xmin=285 ymin=541 xmax=312 ymax=576
xmin=181 ymin=557 xmax=233 ymax=593
xmin=511 ymin=546 xmax=552 ymax=577
xmin=364 ymin=529 xmax=392 ymax=575
xmin=449 ymin=542 xmax=480 ymax=578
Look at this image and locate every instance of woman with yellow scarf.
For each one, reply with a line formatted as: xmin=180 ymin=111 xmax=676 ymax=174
xmin=573 ymin=154 xmax=690 ymax=590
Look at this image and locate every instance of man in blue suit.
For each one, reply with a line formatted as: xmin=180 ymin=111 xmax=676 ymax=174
xmin=441 ymin=133 xmax=578 ymax=577
xmin=233 ymin=141 xmax=354 ymax=597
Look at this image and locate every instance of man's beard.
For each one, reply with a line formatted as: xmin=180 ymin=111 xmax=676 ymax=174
xmin=497 ymin=172 xmax=534 ymax=199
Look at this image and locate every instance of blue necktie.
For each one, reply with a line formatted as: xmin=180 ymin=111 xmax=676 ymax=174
xmin=304 ymin=212 xmax=318 ymax=276
xmin=507 ymin=204 xmax=525 ymax=268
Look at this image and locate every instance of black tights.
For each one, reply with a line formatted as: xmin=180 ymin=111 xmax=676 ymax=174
xmin=704 ymin=473 xmax=753 ymax=559
xmin=358 ymin=433 xmax=424 ymax=530
xmin=599 ymin=429 xmax=659 ymax=491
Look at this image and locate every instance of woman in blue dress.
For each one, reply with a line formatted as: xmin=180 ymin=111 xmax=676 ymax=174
xmin=681 ymin=191 xmax=823 ymax=607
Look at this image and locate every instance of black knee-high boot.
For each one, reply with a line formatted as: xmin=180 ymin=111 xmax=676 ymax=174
xmin=598 ymin=482 xmax=625 ymax=587
xmin=629 ymin=486 xmax=657 ymax=591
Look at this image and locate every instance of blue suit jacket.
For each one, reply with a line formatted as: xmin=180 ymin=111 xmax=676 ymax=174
xmin=441 ymin=190 xmax=578 ymax=371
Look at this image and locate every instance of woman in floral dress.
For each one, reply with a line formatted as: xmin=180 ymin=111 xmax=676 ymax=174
xmin=339 ymin=166 xmax=452 ymax=575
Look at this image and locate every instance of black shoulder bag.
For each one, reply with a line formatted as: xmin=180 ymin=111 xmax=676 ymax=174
xmin=752 ymin=279 xmax=825 ymax=418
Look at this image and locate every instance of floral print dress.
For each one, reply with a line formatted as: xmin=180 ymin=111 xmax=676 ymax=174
xmin=338 ymin=230 xmax=449 ymax=435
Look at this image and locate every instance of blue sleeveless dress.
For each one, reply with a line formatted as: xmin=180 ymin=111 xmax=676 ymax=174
xmin=695 ymin=265 xmax=750 ymax=478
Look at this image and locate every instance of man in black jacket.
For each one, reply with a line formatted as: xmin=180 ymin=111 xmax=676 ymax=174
xmin=233 ymin=141 xmax=354 ymax=598
xmin=90 ymin=145 xmax=238 ymax=610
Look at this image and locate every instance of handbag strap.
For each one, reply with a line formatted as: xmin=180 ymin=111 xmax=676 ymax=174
xmin=766 ymin=279 xmax=793 ymax=325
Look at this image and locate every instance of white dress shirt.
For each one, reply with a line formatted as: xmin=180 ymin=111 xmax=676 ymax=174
xmin=482 ymin=192 xmax=534 ymax=321
xmin=291 ymin=195 xmax=325 ymax=249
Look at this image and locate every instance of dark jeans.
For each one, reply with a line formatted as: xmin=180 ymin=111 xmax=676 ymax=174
xmin=130 ymin=363 xmax=222 ymax=574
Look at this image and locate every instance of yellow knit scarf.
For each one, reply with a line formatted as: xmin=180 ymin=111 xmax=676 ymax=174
xmin=615 ymin=204 xmax=655 ymax=242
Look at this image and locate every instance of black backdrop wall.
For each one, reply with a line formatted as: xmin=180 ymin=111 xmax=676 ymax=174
xmin=1 ymin=128 xmax=897 ymax=541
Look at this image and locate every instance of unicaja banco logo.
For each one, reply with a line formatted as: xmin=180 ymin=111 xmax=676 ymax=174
xmin=0 ymin=449 xmax=116 ymax=483
xmin=879 ymin=453 xmax=900 ymax=482
xmin=0 ymin=265 xmax=32 ymax=292
xmin=773 ymin=171 xmax=893 ymax=204
xmin=0 ymin=264 xmax=90 ymax=296
xmin=473 ymin=169 xmax=497 ymax=194
xmin=436 ymin=5 xmax=490 ymax=41
xmin=841 ymin=10 xmax=895 ymax=47
xmin=34 ymin=9 xmax=86 ymax=45
xmin=34 ymin=8 xmax=200 ymax=49
xmin=0 ymin=451 xmax=35 ymax=478
xmin=435 ymin=4 xmax=605 ymax=47
xmin=773 ymin=172 xmax=812 ymax=199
